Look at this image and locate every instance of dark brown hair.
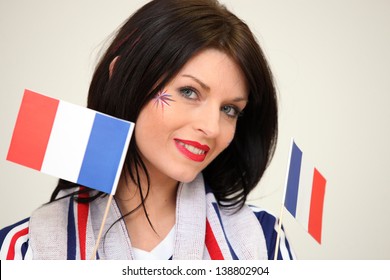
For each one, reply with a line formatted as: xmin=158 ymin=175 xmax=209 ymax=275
xmin=52 ymin=0 xmax=278 ymax=212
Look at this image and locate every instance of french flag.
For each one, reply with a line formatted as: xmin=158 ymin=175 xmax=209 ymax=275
xmin=284 ymin=140 xmax=327 ymax=244
xmin=7 ymin=89 xmax=134 ymax=195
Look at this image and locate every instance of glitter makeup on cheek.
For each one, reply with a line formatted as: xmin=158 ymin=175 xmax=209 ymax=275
xmin=153 ymin=90 xmax=175 ymax=111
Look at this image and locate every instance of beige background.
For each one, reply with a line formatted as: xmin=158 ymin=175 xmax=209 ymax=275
xmin=1 ymin=0 xmax=389 ymax=259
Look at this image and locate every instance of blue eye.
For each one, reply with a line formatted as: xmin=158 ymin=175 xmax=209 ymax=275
xmin=179 ymin=87 xmax=198 ymax=99
xmin=222 ymin=105 xmax=241 ymax=118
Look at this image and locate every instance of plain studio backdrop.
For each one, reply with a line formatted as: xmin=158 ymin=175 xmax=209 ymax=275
xmin=1 ymin=0 xmax=389 ymax=259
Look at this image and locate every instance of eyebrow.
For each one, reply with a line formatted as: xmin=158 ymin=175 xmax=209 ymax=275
xmin=182 ymin=74 xmax=210 ymax=91
xmin=182 ymin=74 xmax=248 ymax=103
xmin=232 ymin=97 xmax=248 ymax=103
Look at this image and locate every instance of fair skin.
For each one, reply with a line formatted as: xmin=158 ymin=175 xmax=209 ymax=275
xmin=115 ymin=48 xmax=248 ymax=252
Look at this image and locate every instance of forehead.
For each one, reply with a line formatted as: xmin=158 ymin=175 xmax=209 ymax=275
xmin=174 ymin=48 xmax=248 ymax=97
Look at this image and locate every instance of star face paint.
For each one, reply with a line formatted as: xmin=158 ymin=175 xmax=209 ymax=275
xmin=153 ymin=90 xmax=175 ymax=111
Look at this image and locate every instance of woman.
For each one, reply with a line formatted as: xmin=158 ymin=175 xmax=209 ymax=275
xmin=0 ymin=0 xmax=294 ymax=260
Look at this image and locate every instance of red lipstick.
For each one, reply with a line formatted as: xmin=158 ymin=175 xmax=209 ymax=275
xmin=174 ymin=138 xmax=210 ymax=162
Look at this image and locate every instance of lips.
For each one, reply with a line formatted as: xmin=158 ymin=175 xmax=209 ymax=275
xmin=174 ymin=138 xmax=210 ymax=162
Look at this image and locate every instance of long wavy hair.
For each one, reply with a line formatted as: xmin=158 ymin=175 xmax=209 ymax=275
xmin=51 ymin=0 xmax=278 ymax=213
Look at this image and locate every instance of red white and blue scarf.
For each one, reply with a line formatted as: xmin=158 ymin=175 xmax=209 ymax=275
xmin=0 ymin=174 xmax=294 ymax=260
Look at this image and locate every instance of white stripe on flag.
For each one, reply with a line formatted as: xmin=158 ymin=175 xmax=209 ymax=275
xmin=295 ymin=154 xmax=314 ymax=232
xmin=41 ymin=101 xmax=95 ymax=182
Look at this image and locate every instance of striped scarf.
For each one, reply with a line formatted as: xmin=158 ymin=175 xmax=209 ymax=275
xmin=3 ymin=174 xmax=271 ymax=259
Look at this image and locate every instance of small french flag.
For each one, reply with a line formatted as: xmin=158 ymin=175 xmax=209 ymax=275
xmin=284 ymin=140 xmax=327 ymax=244
xmin=7 ymin=89 xmax=134 ymax=195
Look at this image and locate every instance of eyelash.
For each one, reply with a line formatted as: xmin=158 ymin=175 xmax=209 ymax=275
xmin=179 ymin=87 xmax=198 ymax=100
xmin=222 ymin=105 xmax=242 ymax=119
xmin=179 ymin=86 xmax=242 ymax=119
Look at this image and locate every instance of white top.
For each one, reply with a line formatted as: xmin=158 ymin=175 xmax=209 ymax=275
xmin=132 ymin=226 xmax=175 ymax=260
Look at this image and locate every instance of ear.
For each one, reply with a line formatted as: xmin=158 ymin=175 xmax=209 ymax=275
xmin=109 ymin=56 xmax=120 ymax=78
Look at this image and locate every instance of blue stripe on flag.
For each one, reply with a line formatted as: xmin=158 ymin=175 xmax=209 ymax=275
xmin=284 ymin=141 xmax=302 ymax=217
xmin=77 ymin=113 xmax=130 ymax=194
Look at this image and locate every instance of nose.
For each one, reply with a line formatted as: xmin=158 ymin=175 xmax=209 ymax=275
xmin=194 ymin=105 xmax=220 ymax=138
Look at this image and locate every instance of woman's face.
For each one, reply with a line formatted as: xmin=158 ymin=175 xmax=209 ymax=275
xmin=135 ymin=48 xmax=248 ymax=183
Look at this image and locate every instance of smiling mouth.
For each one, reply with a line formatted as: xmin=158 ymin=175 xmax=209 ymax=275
xmin=174 ymin=139 xmax=210 ymax=162
xmin=177 ymin=141 xmax=206 ymax=155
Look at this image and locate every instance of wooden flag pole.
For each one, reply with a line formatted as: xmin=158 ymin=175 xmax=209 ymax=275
xmin=274 ymin=201 xmax=285 ymax=260
xmin=274 ymin=138 xmax=294 ymax=260
xmin=90 ymin=194 xmax=114 ymax=260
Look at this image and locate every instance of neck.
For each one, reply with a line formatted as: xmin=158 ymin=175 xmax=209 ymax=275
xmin=117 ymin=168 xmax=178 ymax=205
xmin=114 ymin=167 xmax=179 ymax=251
xmin=115 ymin=167 xmax=178 ymax=230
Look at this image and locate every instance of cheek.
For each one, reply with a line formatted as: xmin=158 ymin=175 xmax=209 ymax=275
xmin=216 ymin=122 xmax=237 ymax=152
xmin=134 ymin=100 xmax=181 ymax=143
xmin=135 ymin=103 xmax=162 ymax=148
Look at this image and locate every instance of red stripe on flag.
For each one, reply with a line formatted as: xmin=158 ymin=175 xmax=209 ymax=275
xmin=7 ymin=89 xmax=59 ymax=170
xmin=205 ymin=219 xmax=224 ymax=260
xmin=308 ymin=168 xmax=327 ymax=244
xmin=6 ymin=227 xmax=29 ymax=260
xmin=77 ymin=188 xmax=89 ymax=260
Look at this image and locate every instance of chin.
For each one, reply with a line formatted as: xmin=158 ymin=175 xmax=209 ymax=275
xmin=174 ymin=171 xmax=200 ymax=184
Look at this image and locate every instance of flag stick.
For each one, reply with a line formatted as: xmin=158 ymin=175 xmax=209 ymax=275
xmin=274 ymin=200 xmax=285 ymax=260
xmin=274 ymin=138 xmax=294 ymax=260
xmin=90 ymin=194 xmax=113 ymax=260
